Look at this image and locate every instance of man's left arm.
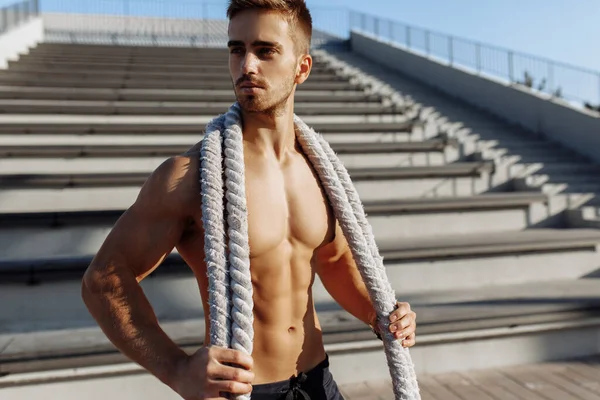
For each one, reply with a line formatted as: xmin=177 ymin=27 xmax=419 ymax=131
xmin=314 ymin=223 xmax=417 ymax=347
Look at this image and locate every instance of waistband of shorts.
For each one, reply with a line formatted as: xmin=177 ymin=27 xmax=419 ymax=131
xmin=251 ymin=354 xmax=330 ymax=392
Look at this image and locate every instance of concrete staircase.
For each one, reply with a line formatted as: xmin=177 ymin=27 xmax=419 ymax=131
xmin=2 ymin=42 xmax=600 ymax=393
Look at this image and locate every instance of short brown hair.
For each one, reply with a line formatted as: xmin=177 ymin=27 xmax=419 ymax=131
xmin=227 ymin=0 xmax=313 ymax=54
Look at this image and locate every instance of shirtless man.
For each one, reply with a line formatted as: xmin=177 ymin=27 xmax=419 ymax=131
xmin=81 ymin=1 xmax=417 ymax=399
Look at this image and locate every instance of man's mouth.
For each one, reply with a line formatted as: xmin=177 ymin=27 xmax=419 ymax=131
xmin=239 ymin=83 xmax=262 ymax=89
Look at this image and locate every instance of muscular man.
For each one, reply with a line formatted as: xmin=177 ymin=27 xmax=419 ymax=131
xmin=81 ymin=1 xmax=417 ymax=399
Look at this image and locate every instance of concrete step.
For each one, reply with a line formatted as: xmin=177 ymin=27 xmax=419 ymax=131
xmin=369 ymin=192 xmax=550 ymax=238
xmin=0 ymin=76 xmax=357 ymax=91
xmin=531 ymin=162 xmax=600 ymax=176
xmin=0 ymin=68 xmax=343 ymax=81
xmin=21 ymin=51 xmax=330 ymax=63
xmin=4 ymin=225 xmax=595 ymax=292
xmin=31 ymin=43 xmax=231 ymax=53
xmin=1 ymin=278 xmax=599 ymax=385
xmin=544 ymin=173 xmax=600 ymax=184
xmin=0 ymin=132 xmax=419 ymax=149
xmin=0 ymin=86 xmax=384 ymax=103
xmin=22 ymin=48 xmax=318 ymax=60
xmin=380 ymin=228 xmax=600 ymax=293
xmin=0 ymin=153 xmax=451 ymax=173
xmin=15 ymin=55 xmax=331 ymax=69
xmin=22 ymin=50 xmax=323 ymax=60
xmin=484 ymin=145 xmax=586 ymax=164
xmin=29 ymin=47 xmax=230 ymax=56
xmin=1 ymin=192 xmax=548 ymax=228
xmin=0 ymin=114 xmax=420 ymax=134
xmin=32 ymin=43 xmax=230 ymax=52
xmin=0 ymin=193 xmax=549 ymax=271
xmin=0 ymin=162 xmax=493 ymax=190
xmin=0 ymin=138 xmax=452 ymax=158
xmin=7 ymin=60 xmax=335 ymax=74
xmin=0 ymin=99 xmax=404 ymax=116
xmin=542 ymin=183 xmax=600 ymax=196
xmin=0 ymin=140 xmax=455 ymax=172
xmin=0 ymin=130 xmax=419 ymax=146
xmin=0 ymin=162 xmax=494 ymax=213
xmin=0 ymin=70 xmax=347 ymax=85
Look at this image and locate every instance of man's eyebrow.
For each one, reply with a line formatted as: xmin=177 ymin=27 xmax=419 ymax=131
xmin=227 ymin=40 xmax=244 ymax=48
xmin=227 ymin=40 xmax=282 ymax=48
xmin=252 ymin=40 xmax=281 ymax=48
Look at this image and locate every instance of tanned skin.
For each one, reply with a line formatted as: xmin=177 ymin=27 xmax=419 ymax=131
xmin=81 ymin=9 xmax=417 ymax=400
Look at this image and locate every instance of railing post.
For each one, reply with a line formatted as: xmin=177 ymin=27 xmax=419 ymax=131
xmin=508 ymin=51 xmax=514 ymax=82
xmin=597 ymin=73 xmax=600 ymax=106
xmin=448 ymin=36 xmax=454 ymax=66
xmin=374 ymin=17 xmax=379 ymax=37
xmin=203 ymin=3 xmax=208 ymax=47
xmin=33 ymin=0 xmax=39 ymax=16
xmin=548 ymin=62 xmax=554 ymax=95
xmin=124 ymin=0 xmax=130 ymax=36
xmin=406 ymin=26 xmax=411 ymax=48
xmin=476 ymin=43 xmax=481 ymax=73
xmin=425 ymin=31 xmax=430 ymax=56
xmin=1 ymin=7 xmax=7 ymax=34
xmin=361 ymin=13 xmax=365 ymax=32
xmin=347 ymin=9 xmax=353 ymax=36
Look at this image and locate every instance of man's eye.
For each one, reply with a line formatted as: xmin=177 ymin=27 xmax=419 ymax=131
xmin=259 ymin=48 xmax=275 ymax=56
xmin=230 ymin=48 xmax=243 ymax=54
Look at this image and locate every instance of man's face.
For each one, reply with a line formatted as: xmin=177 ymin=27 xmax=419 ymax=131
xmin=227 ymin=10 xmax=301 ymax=115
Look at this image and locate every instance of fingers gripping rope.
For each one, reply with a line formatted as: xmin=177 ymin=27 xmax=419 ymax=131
xmin=200 ymin=104 xmax=421 ymax=400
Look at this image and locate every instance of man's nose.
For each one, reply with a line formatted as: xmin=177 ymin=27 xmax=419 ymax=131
xmin=241 ymin=52 xmax=259 ymax=75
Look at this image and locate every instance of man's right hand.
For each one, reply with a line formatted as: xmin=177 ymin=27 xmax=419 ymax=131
xmin=172 ymin=346 xmax=255 ymax=400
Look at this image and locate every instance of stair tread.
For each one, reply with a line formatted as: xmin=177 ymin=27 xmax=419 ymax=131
xmin=0 ymin=192 xmax=547 ymax=228
xmin=1 ymin=278 xmax=599 ymax=373
xmin=1 ymin=228 xmax=598 ymax=276
xmin=378 ymin=228 xmax=600 ymax=259
xmin=0 ymin=139 xmax=449 ymax=158
xmin=0 ymin=162 xmax=492 ymax=189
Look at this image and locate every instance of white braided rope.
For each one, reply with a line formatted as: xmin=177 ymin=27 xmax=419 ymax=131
xmin=200 ymin=103 xmax=420 ymax=400
xmin=222 ymin=104 xmax=254 ymax=367
xmin=295 ymin=116 xmax=420 ymax=400
xmin=200 ymin=115 xmax=230 ymax=348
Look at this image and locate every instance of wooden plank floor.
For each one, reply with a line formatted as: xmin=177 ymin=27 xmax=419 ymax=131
xmin=340 ymin=356 xmax=600 ymax=400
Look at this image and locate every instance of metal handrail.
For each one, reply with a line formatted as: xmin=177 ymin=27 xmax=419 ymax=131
xmin=349 ymin=11 xmax=600 ymax=108
xmin=0 ymin=0 xmax=39 ymax=35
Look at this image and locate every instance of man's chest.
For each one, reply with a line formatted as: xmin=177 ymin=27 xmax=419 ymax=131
xmin=243 ymin=152 xmax=335 ymax=258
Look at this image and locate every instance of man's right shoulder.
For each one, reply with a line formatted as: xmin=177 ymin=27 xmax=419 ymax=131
xmin=136 ymin=148 xmax=202 ymax=211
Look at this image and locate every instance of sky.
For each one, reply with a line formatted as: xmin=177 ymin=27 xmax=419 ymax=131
xmin=309 ymin=0 xmax=600 ymax=72
xmin=4 ymin=0 xmax=596 ymax=70
xmin=2 ymin=0 xmax=599 ymax=101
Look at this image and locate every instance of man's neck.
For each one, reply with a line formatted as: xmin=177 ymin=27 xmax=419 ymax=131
xmin=241 ymin=103 xmax=297 ymax=162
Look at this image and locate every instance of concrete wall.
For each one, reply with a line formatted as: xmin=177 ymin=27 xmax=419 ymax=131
xmin=350 ymin=31 xmax=600 ymax=164
xmin=0 ymin=17 xmax=44 ymax=69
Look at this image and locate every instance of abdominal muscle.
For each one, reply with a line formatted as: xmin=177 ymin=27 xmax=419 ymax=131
xmin=185 ymin=237 xmax=327 ymax=385
xmin=243 ymin=239 xmax=326 ymax=384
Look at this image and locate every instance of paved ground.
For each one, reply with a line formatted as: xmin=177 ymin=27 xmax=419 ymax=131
xmin=340 ymin=356 xmax=600 ymax=400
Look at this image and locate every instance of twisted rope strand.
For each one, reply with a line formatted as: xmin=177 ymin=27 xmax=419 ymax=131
xmin=223 ymin=104 xmax=254 ymax=400
xmin=200 ymin=116 xmax=230 ymax=348
xmin=295 ymin=117 xmax=420 ymax=399
xmin=294 ymin=117 xmax=420 ymax=400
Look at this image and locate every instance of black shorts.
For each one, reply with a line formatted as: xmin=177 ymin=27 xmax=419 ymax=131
xmin=250 ymin=354 xmax=345 ymax=400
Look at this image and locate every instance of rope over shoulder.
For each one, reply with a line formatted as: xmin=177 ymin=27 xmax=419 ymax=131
xmin=200 ymin=103 xmax=421 ymax=400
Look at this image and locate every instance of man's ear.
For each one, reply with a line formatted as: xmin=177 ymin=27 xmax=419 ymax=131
xmin=295 ymin=54 xmax=312 ymax=85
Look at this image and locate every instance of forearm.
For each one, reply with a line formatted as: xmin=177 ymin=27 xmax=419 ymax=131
xmin=319 ymin=260 xmax=378 ymax=327
xmin=81 ymin=263 xmax=188 ymax=388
